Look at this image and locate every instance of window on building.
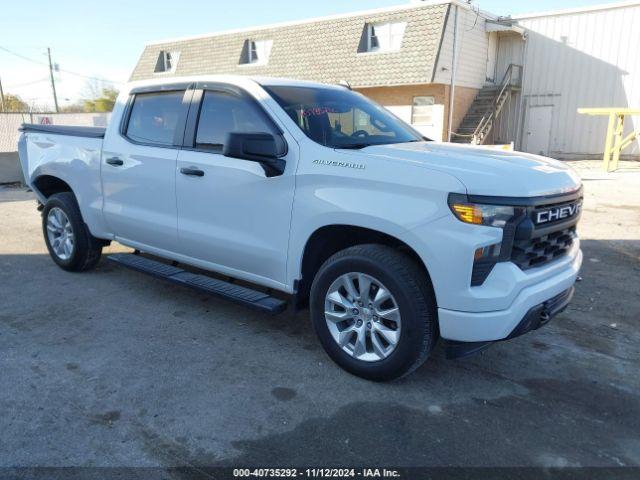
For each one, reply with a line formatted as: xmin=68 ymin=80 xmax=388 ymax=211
xmin=154 ymin=51 xmax=180 ymax=73
xmin=249 ymin=42 xmax=258 ymax=62
xmin=241 ymin=39 xmax=273 ymax=65
xmin=194 ymin=90 xmax=281 ymax=152
xmin=412 ymin=96 xmax=435 ymax=125
xmin=125 ymin=91 xmax=185 ymax=146
xmin=366 ymin=22 xmax=407 ymax=52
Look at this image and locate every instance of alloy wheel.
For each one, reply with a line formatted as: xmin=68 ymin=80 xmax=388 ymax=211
xmin=324 ymin=272 xmax=402 ymax=362
xmin=46 ymin=207 xmax=75 ymax=261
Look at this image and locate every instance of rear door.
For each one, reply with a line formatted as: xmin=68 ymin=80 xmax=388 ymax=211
xmin=101 ymin=85 xmax=191 ymax=252
xmin=174 ymin=85 xmax=296 ymax=287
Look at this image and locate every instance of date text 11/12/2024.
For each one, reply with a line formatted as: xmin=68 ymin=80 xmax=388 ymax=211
xmin=233 ymin=468 xmax=401 ymax=478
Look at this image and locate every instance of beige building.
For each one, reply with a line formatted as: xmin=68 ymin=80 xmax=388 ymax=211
xmin=130 ymin=0 xmax=525 ymax=143
xmin=131 ymin=0 xmax=640 ymax=158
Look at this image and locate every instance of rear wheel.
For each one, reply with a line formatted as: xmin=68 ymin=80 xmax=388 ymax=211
xmin=42 ymin=192 xmax=103 ymax=271
xmin=310 ymin=244 xmax=438 ymax=381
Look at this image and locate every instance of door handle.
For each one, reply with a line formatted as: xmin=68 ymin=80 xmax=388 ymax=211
xmin=180 ymin=167 xmax=205 ymax=177
xmin=106 ymin=157 xmax=124 ymax=166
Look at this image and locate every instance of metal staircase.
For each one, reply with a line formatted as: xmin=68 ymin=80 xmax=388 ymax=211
xmin=452 ymin=64 xmax=522 ymax=145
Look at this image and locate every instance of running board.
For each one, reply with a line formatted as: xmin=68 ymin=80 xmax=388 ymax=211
xmin=107 ymin=253 xmax=287 ymax=314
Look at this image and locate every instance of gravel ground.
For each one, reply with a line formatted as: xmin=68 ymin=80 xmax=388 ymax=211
xmin=0 ymin=160 xmax=639 ymax=470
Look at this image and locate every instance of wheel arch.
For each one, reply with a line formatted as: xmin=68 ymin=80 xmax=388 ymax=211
xmin=294 ymin=224 xmax=432 ymax=309
xmin=32 ymin=174 xmax=73 ymax=203
xmin=31 ymin=172 xmax=112 ymax=241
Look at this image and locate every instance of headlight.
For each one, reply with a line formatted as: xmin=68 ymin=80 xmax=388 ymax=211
xmin=448 ymin=194 xmax=516 ymax=228
xmin=447 ymin=193 xmax=528 ymax=287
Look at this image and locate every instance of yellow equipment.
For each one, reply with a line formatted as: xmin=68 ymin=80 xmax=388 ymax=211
xmin=578 ymin=108 xmax=640 ymax=171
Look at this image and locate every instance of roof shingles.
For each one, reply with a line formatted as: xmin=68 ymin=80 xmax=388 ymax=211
xmin=130 ymin=3 xmax=450 ymax=87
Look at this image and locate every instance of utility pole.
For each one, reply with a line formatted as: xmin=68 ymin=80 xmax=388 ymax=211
xmin=47 ymin=47 xmax=59 ymax=113
xmin=0 ymin=76 xmax=5 ymax=112
xmin=447 ymin=5 xmax=459 ymax=142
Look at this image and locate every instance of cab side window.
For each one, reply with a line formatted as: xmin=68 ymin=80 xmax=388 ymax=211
xmin=125 ymin=91 xmax=185 ymax=146
xmin=195 ymin=90 xmax=278 ymax=151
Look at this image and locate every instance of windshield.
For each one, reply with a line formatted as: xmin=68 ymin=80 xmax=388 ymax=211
xmin=263 ymin=85 xmax=425 ymax=149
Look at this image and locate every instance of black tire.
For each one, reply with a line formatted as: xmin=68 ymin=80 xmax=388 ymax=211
xmin=42 ymin=192 xmax=103 ymax=272
xmin=310 ymin=244 xmax=438 ymax=381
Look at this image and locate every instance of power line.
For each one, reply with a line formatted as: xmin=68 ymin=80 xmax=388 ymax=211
xmin=0 ymin=45 xmax=123 ymax=85
xmin=56 ymin=67 xmax=123 ymax=84
xmin=5 ymin=77 xmax=50 ymax=89
xmin=0 ymin=45 xmax=44 ymax=65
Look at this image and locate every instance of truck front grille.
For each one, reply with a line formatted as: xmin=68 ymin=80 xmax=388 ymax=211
xmin=511 ymin=225 xmax=576 ymax=270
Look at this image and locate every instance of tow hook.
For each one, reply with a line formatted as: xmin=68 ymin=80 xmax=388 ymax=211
xmin=540 ymin=311 xmax=551 ymax=325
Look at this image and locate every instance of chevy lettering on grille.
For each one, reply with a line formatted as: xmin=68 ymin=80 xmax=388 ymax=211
xmin=535 ymin=202 xmax=582 ymax=225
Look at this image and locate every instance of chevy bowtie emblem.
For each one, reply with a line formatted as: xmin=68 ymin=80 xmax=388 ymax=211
xmin=535 ymin=202 xmax=581 ymax=224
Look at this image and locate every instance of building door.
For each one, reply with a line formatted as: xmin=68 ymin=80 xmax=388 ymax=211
xmin=486 ymin=32 xmax=498 ymax=83
xmin=524 ymin=105 xmax=553 ymax=156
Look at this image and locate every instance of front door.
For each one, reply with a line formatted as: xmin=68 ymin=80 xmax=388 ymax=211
xmin=102 ymin=89 xmax=190 ymax=252
xmin=524 ymin=105 xmax=553 ymax=156
xmin=175 ymin=87 xmax=296 ymax=287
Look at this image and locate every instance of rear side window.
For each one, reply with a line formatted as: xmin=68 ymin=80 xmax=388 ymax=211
xmin=125 ymin=91 xmax=185 ymax=146
xmin=195 ymin=90 xmax=279 ymax=151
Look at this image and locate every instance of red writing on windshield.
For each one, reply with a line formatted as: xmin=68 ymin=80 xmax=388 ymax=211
xmin=301 ymin=106 xmax=339 ymax=117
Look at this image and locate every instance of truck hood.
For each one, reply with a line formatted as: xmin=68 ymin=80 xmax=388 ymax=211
xmin=352 ymin=142 xmax=582 ymax=197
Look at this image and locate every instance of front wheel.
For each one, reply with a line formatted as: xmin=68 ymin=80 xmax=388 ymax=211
xmin=42 ymin=192 xmax=103 ymax=272
xmin=310 ymin=244 xmax=438 ymax=381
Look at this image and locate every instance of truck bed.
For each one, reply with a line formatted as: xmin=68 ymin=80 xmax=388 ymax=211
xmin=19 ymin=124 xmax=106 ymax=138
xmin=18 ymin=123 xmax=105 ymax=215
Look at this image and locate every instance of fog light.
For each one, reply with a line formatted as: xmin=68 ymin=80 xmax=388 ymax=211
xmin=474 ymin=243 xmax=501 ymax=261
xmin=471 ymin=243 xmax=503 ymax=286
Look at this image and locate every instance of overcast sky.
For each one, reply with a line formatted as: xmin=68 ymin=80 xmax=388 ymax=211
xmin=0 ymin=0 xmax=621 ymax=109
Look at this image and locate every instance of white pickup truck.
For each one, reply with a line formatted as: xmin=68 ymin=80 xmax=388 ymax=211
xmin=19 ymin=75 xmax=583 ymax=380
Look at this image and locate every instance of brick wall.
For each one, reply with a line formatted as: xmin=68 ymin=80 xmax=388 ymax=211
xmin=355 ymin=83 xmax=478 ymax=141
xmin=444 ymin=84 xmax=479 ymax=137
xmin=356 ymin=84 xmax=447 ymax=106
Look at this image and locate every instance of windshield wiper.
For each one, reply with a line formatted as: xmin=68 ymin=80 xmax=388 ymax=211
xmin=334 ymin=143 xmax=371 ymax=150
xmin=335 ymin=139 xmax=427 ymax=149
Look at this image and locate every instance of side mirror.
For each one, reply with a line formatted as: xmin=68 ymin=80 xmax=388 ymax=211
xmin=223 ymin=132 xmax=286 ymax=177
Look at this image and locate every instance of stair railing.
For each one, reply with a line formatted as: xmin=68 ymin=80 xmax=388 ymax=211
xmin=469 ymin=64 xmax=522 ymax=144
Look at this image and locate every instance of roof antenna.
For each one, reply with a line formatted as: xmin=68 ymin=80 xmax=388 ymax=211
xmin=338 ymin=80 xmax=352 ymax=90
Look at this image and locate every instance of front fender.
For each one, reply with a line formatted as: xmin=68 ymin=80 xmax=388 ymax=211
xmin=286 ymin=166 xmax=464 ymax=288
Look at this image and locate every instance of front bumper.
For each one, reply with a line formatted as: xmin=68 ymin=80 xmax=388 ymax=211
xmin=438 ymin=247 xmax=582 ymax=343
xmin=443 ymin=286 xmax=575 ymax=358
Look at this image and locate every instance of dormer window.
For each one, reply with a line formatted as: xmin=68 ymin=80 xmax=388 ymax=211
xmin=241 ymin=39 xmax=273 ymax=66
xmin=249 ymin=41 xmax=259 ymax=63
xmin=154 ymin=50 xmax=180 ymax=73
xmin=366 ymin=21 xmax=407 ymax=52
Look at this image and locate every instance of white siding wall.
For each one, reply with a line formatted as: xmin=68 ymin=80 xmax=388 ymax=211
xmin=434 ymin=6 xmax=490 ymax=89
xmin=493 ymin=34 xmax=526 ymax=144
xmin=512 ymin=3 xmax=640 ymax=157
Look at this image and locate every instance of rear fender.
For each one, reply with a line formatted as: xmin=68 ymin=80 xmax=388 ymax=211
xmin=21 ymin=132 xmax=112 ymax=239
